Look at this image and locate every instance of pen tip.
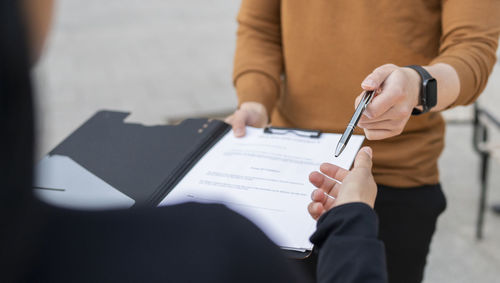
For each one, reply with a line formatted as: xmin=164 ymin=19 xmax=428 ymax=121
xmin=335 ymin=143 xmax=344 ymax=158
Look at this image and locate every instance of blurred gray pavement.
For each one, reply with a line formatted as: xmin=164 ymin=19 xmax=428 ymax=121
xmin=35 ymin=1 xmax=500 ymax=282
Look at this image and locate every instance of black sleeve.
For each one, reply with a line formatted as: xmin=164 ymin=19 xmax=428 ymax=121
xmin=28 ymin=202 xmax=308 ymax=283
xmin=310 ymin=203 xmax=388 ymax=283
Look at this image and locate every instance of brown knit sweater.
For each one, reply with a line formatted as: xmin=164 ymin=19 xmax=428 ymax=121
xmin=233 ymin=0 xmax=500 ymax=187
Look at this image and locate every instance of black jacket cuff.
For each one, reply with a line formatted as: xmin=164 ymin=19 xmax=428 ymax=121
xmin=310 ymin=202 xmax=378 ymax=248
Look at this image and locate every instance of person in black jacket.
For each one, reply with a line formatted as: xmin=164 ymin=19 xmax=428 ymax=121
xmin=0 ymin=1 xmax=387 ymax=282
xmin=308 ymin=147 xmax=388 ymax=283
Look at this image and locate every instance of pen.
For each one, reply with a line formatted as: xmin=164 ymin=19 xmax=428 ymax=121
xmin=335 ymin=90 xmax=375 ymax=157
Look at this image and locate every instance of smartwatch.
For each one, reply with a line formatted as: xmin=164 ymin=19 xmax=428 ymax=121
xmin=405 ymin=65 xmax=437 ymax=115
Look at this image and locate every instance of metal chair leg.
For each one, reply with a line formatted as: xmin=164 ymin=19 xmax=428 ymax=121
xmin=475 ymin=120 xmax=489 ymax=240
xmin=476 ymin=151 xmax=490 ymax=240
xmin=472 ymin=103 xmax=500 ymax=239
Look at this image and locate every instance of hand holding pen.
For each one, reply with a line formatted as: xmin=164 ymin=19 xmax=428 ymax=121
xmin=336 ymin=63 xmax=427 ymax=156
xmin=355 ymin=64 xmax=423 ymax=140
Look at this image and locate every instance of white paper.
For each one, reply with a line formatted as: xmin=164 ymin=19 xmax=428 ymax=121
xmin=159 ymin=127 xmax=364 ymax=251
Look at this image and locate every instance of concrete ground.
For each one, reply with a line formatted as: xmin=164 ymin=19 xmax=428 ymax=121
xmin=35 ymin=1 xmax=500 ymax=282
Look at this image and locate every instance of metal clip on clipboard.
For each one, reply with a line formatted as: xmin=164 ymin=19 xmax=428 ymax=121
xmin=264 ymin=126 xmax=322 ymax=138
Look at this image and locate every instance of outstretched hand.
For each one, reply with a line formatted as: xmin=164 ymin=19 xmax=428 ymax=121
xmin=308 ymin=147 xmax=377 ymax=220
xmin=355 ymin=64 xmax=421 ymax=140
xmin=225 ymin=102 xmax=269 ymax=137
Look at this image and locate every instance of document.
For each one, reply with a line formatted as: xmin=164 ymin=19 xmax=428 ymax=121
xmin=159 ymin=127 xmax=364 ymax=251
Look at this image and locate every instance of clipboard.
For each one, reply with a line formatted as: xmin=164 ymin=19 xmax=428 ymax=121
xmin=35 ymin=111 xmax=231 ymax=208
xmin=35 ymin=110 xmax=363 ymax=260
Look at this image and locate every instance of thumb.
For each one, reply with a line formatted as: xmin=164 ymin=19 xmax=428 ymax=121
xmin=232 ymin=109 xmax=248 ymax=137
xmin=354 ymin=92 xmax=363 ymax=109
xmin=354 ymin=147 xmax=373 ymax=170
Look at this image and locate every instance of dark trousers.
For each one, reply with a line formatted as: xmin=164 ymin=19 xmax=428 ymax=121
xmin=297 ymin=183 xmax=446 ymax=283
xmin=375 ymin=183 xmax=447 ymax=283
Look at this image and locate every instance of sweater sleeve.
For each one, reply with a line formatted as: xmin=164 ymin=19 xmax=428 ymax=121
xmin=233 ymin=0 xmax=283 ymax=116
xmin=310 ymin=203 xmax=388 ymax=283
xmin=430 ymin=0 xmax=500 ymax=107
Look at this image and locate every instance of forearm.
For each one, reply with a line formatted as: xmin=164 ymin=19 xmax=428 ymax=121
xmin=429 ymin=0 xmax=500 ymax=107
xmin=233 ymin=0 xmax=282 ymax=115
xmin=311 ymin=203 xmax=388 ymax=283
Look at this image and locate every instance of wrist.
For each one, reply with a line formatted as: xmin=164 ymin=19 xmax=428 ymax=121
xmin=401 ymin=67 xmax=422 ymax=110
xmin=235 ymin=73 xmax=278 ymax=117
xmin=240 ymin=101 xmax=267 ymax=115
xmin=311 ymin=202 xmax=378 ymax=245
xmin=403 ymin=65 xmax=438 ymax=114
xmin=240 ymin=102 xmax=269 ymax=125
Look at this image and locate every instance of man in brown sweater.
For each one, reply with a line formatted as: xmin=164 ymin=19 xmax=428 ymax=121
xmin=226 ymin=1 xmax=500 ymax=282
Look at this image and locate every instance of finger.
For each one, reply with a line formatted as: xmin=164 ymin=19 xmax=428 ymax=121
xmin=363 ymin=128 xmax=397 ymax=140
xmin=313 ymin=187 xmax=338 ymax=211
xmin=365 ymin=80 xmax=411 ymax=119
xmin=311 ymin=180 xmax=343 ymax=213
xmin=358 ymin=119 xmax=402 ymax=131
xmin=308 ymin=202 xmax=325 ymax=220
xmin=319 ymin=163 xmax=349 ymax=182
xmin=231 ymin=109 xmax=248 ymax=137
xmin=224 ymin=115 xmax=234 ymax=125
xmin=309 ymin=171 xmax=336 ymax=192
xmin=356 ymin=88 xmax=384 ymax=111
xmin=311 ymin=189 xmax=327 ymax=203
xmin=359 ymin=104 xmax=410 ymax=133
xmin=358 ymin=117 xmax=392 ymax=127
xmin=353 ymin=146 xmax=373 ymax=170
xmin=323 ymin=194 xmax=337 ymax=211
xmin=354 ymin=92 xmax=364 ymax=109
xmin=364 ymin=87 xmax=403 ymax=119
xmin=327 ymin=183 xmax=341 ymax=199
xmin=311 ymin=187 xmax=337 ymax=204
xmin=361 ymin=64 xmax=397 ymax=90
xmin=359 ymin=104 xmax=396 ymax=124
xmin=311 ymin=189 xmax=335 ymax=210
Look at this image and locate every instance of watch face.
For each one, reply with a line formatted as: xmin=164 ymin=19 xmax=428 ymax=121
xmin=424 ymin=78 xmax=437 ymax=107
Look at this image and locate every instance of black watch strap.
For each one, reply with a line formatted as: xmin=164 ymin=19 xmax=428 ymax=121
xmin=405 ymin=65 xmax=435 ymax=115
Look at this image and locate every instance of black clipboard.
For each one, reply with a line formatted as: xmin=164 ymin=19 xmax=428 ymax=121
xmin=37 ymin=110 xmax=314 ymax=259
xmin=46 ymin=111 xmax=231 ymax=207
